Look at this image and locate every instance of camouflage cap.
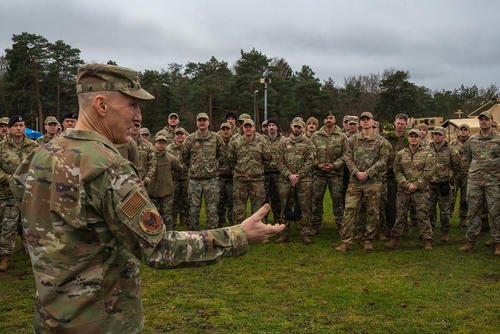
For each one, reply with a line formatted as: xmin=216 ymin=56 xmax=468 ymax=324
xmin=155 ymin=134 xmax=168 ymax=142
xmin=44 ymin=116 xmax=59 ymax=124
xmin=416 ymin=123 xmax=428 ymax=131
xmin=0 ymin=117 xmax=10 ymax=125
xmin=291 ymin=117 xmax=306 ymax=128
xmin=261 ymin=119 xmax=268 ymax=127
xmin=359 ymin=111 xmax=374 ymax=119
xmin=220 ymin=122 xmax=231 ymax=129
xmin=243 ymin=119 xmax=255 ymax=127
xmin=306 ymin=116 xmax=319 ymax=126
xmin=238 ymin=113 xmax=251 ymax=122
xmin=196 ymin=112 xmax=209 ymax=120
xmin=8 ymin=115 xmax=24 ymax=127
xmin=175 ymin=126 xmax=188 ymax=134
xmin=168 ymin=112 xmax=179 ymax=119
xmin=139 ymin=127 xmax=150 ymax=135
xmin=348 ymin=116 xmax=359 ymax=124
xmin=343 ymin=115 xmax=351 ymax=123
xmin=478 ymin=110 xmax=491 ymax=119
xmin=76 ymin=63 xmax=154 ymax=101
xmin=408 ymin=128 xmax=421 ymax=137
xmin=458 ymin=124 xmax=470 ymax=130
xmin=432 ymin=126 xmax=445 ymax=135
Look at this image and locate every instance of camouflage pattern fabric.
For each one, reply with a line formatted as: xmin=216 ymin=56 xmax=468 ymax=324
xmin=10 ymin=129 xmax=248 ymax=333
xmin=155 ymin=126 xmax=177 ymax=145
xmin=0 ymin=198 xmax=19 ymax=256
xmin=278 ymin=180 xmax=313 ymax=236
xmin=151 ymin=194 xmax=174 ymax=230
xmin=187 ymin=177 xmax=220 ymax=230
xmin=233 ymin=179 xmax=266 ymax=224
xmin=35 ymin=134 xmax=55 ymax=145
xmin=182 ymin=131 xmax=226 ymax=179
xmin=135 ymin=136 xmax=157 ymax=183
xmin=449 ymin=136 xmax=469 ymax=221
xmin=116 ymin=138 xmax=140 ymax=166
xmin=166 ymin=142 xmax=189 ymax=227
xmin=217 ymin=135 xmax=233 ymax=227
xmin=228 ymin=134 xmax=272 ymax=182
xmin=264 ymin=134 xmax=285 ymax=223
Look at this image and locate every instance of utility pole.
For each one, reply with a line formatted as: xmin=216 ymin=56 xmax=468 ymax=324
xmin=260 ymin=69 xmax=271 ymax=121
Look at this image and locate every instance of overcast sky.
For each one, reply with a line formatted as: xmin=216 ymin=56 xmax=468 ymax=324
xmin=1 ymin=0 xmax=498 ymax=91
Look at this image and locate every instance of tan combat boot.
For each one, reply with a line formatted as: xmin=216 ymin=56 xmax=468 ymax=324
xmin=275 ymin=231 xmax=289 ymax=244
xmin=484 ymin=239 xmax=494 ymax=246
xmin=363 ymin=241 xmax=374 ymax=252
xmin=335 ymin=242 xmax=352 ymax=252
xmin=495 ymin=244 xmax=500 ymax=257
xmin=423 ymin=240 xmax=433 ymax=250
xmin=301 ymin=235 xmax=313 ymax=245
xmin=378 ymin=233 xmax=388 ymax=241
xmin=440 ymin=232 xmax=449 ymax=243
xmin=0 ymin=256 xmax=10 ymax=272
xmin=384 ymin=238 xmax=399 ymax=249
xmin=459 ymin=241 xmax=475 ymax=252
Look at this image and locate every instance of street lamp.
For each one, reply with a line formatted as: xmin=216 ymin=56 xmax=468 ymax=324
xmin=260 ymin=69 xmax=271 ymax=121
xmin=253 ymin=90 xmax=259 ymax=123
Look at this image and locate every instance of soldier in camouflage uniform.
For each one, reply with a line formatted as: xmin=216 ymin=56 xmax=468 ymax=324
xmin=60 ymin=111 xmax=78 ymax=131
xmin=116 ymin=132 xmax=140 ymax=166
xmin=428 ymin=126 xmax=461 ymax=242
xmin=156 ymin=112 xmax=181 ymax=144
xmin=130 ymin=121 xmax=157 ymax=186
xmin=336 ymin=112 xmax=391 ymax=252
xmin=460 ymin=110 xmax=499 ymax=256
xmin=306 ymin=116 xmax=319 ymax=139
xmin=311 ymin=111 xmax=348 ymax=235
xmin=0 ymin=116 xmax=38 ymax=271
xmin=166 ymin=127 xmax=190 ymax=227
xmin=217 ymin=122 xmax=234 ymax=226
xmin=146 ymin=134 xmax=182 ymax=230
xmin=228 ymin=119 xmax=272 ymax=225
xmin=225 ymin=111 xmax=238 ymax=133
xmin=275 ymin=118 xmax=316 ymax=244
xmin=449 ymin=124 xmax=470 ymax=226
xmin=139 ymin=127 xmax=152 ymax=143
xmin=182 ymin=112 xmax=227 ymax=230
xmin=264 ymin=118 xmax=284 ymax=224
xmin=416 ymin=123 xmax=431 ymax=148
xmin=0 ymin=117 xmax=9 ymax=140
xmin=385 ymin=129 xmax=434 ymax=250
xmin=229 ymin=113 xmax=251 ymax=145
xmin=35 ymin=116 xmax=60 ymax=145
xmin=9 ymin=63 xmax=283 ymax=332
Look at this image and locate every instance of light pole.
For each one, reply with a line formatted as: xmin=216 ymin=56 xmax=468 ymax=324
xmin=253 ymin=89 xmax=259 ymax=123
xmin=263 ymin=69 xmax=269 ymax=121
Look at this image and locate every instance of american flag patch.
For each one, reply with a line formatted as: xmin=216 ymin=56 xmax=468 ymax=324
xmin=120 ymin=191 xmax=147 ymax=219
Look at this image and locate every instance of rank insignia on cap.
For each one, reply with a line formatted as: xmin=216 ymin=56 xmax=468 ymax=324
xmin=120 ymin=191 xmax=147 ymax=219
xmin=139 ymin=210 xmax=162 ymax=235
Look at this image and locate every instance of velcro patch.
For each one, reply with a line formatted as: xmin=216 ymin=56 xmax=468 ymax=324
xmin=139 ymin=210 xmax=163 ymax=235
xmin=120 ymin=191 xmax=147 ymax=219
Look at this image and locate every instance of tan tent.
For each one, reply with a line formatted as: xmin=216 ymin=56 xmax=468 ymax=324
xmin=440 ymin=118 xmax=479 ymax=142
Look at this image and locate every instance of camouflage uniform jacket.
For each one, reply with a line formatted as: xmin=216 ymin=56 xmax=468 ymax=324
xmin=311 ymin=126 xmax=348 ymax=176
xmin=394 ymin=145 xmax=434 ymax=192
xmin=0 ymin=135 xmax=37 ymax=200
xmin=10 ymin=129 xmax=248 ymax=333
xmin=147 ymin=148 xmax=181 ymax=198
xmin=449 ymin=136 xmax=469 ymax=179
xmin=344 ymin=132 xmax=391 ymax=184
xmin=182 ymin=130 xmax=227 ymax=179
xmin=264 ymin=134 xmax=285 ymax=173
xmin=462 ymin=130 xmax=499 ymax=186
xmin=277 ymin=134 xmax=316 ymax=180
xmin=116 ymin=138 xmax=140 ymax=166
xmin=384 ymin=131 xmax=408 ymax=175
xmin=166 ymin=141 xmax=188 ymax=181
xmin=217 ymin=136 xmax=233 ymax=178
xmin=155 ymin=126 xmax=177 ymax=145
xmin=228 ymin=134 xmax=272 ymax=181
xmin=429 ymin=141 xmax=461 ymax=183
xmin=35 ymin=134 xmax=56 ymax=145
xmin=134 ymin=136 xmax=157 ymax=183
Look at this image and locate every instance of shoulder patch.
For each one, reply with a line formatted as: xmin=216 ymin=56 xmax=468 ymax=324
xmin=120 ymin=191 xmax=147 ymax=218
xmin=139 ymin=209 xmax=163 ymax=235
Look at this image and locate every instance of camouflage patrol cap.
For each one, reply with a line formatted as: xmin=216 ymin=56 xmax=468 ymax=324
xmin=416 ymin=123 xmax=428 ymax=131
xmin=348 ymin=116 xmax=359 ymax=124
xmin=175 ymin=127 xmax=188 ymax=134
xmin=306 ymin=116 xmax=319 ymax=126
xmin=196 ymin=112 xmax=209 ymax=120
xmin=76 ymin=63 xmax=154 ymax=101
xmin=139 ymin=127 xmax=150 ymax=135
xmin=478 ymin=110 xmax=491 ymax=119
xmin=8 ymin=115 xmax=24 ymax=127
xmin=359 ymin=111 xmax=374 ymax=119
xmin=0 ymin=117 xmax=9 ymax=125
xmin=458 ymin=124 xmax=470 ymax=130
xmin=168 ymin=112 xmax=179 ymax=119
xmin=243 ymin=119 xmax=255 ymax=127
xmin=44 ymin=116 xmax=59 ymax=124
xmin=343 ymin=115 xmax=351 ymax=123
xmin=220 ymin=122 xmax=231 ymax=130
xmin=155 ymin=134 xmax=168 ymax=142
xmin=408 ymin=129 xmax=421 ymax=137
xmin=431 ymin=126 xmax=445 ymax=135
xmin=291 ymin=117 xmax=306 ymax=128
xmin=261 ymin=119 xmax=268 ymax=127
xmin=238 ymin=113 xmax=251 ymax=122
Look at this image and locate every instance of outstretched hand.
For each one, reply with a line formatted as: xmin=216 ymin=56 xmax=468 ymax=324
xmin=241 ymin=204 xmax=285 ymax=244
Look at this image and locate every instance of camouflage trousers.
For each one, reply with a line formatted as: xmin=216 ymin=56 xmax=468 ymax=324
xmin=357 ymin=181 xmax=387 ymax=237
xmin=188 ymin=177 xmax=220 ymax=230
xmin=429 ymin=182 xmax=452 ymax=232
xmin=391 ymin=190 xmax=432 ymax=240
xmin=218 ymin=176 xmax=234 ymax=227
xmin=233 ymin=178 xmax=266 ymax=225
xmin=172 ymin=179 xmax=189 ymax=227
xmin=465 ymin=182 xmax=499 ymax=243
xmin=450 ymin=176 xmax=467 ymax=221
xmin=341 ymin=182 xmax=382 ymax=243
xmin=311 ymin=174 xmax=344 ymax=231
xmin=265 ymin=172 xmax=282 ymax=224
xmin=0 ymin=198 xmax=20 ymax=257
xmin=278 ymin=178 xmax=312 ymax=236
xmin=382 ymin=175 xmax=397 ymax=232
xmin=151 ymin=194 xmax=174 ymax=230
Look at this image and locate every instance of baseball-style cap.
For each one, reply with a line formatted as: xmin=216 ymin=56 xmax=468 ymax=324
xmin=0 ymin=117 xmax=10 ymax=125
xmin=261 ymin=119 xmax=268 ymax=127
xmin=416 ymin=123 xmax=428 ymax=131
xmin=348 ymin=116 xmax=359 ymax=124
xmin=291 ymin=117 xmax=306 ymax=128
xmin=155 ymin=134 xmax=168 ymax=142
xmin=307 ymin=117 xmax=319 ymax=126
xmin=60 ymin=112 xmax=78 ymax=122
xmin=243 ymin=119 xmax=255 ymax=127
xmin=432 ymin=126 xmax=445 ymax=135
xmin=359 ymin=111 xmax=374 ymax=119
xmin=8 ymin=115 xmax=24 ymax=127
xmin=458 ymin=124 xmax=470 ymax=130
xmin=478 ymin=110 xmax=491 ymax=119
xmin=343 ymin=115 xmax=351 ymax=123
xmin=76 ymin=63 xmax=154 ymax=101
xmin=168 ymin=112 xmax=179 ymax=119
xmin=220 ymin=122 xmax=231 ymax=130
xmin=238 ymin=113 xmax=251 ymax=122
xmin=139 ymin=128 xmax=151 ymax=135
xmin=196 ymin=112 xmax=209 ymax=120
xmin=44 ymin=116 xmax=59 ymax=124
xmin=408 ymin=129 xmax=421 ymax=137
xmin=175 ymin=127 xmax=188 ymax=135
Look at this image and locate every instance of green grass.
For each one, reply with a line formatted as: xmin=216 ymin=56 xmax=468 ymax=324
xmin=1 ymin=194 xmax=498 ymax=333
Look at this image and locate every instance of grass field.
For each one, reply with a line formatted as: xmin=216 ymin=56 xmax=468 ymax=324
xmin=1 ymin=195 xmax=498 ymax=333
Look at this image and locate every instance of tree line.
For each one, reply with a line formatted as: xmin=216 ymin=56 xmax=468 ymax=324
xmin=0 ymin=32 xmax=497 ymax=133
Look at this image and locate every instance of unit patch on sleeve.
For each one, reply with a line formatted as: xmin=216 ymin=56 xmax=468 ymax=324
xmin=139 ymin=210 xmax=163 ymax=235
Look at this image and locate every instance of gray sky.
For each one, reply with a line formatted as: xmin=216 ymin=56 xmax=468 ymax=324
xmin=1 ymin=0 xmax=498 ymax=90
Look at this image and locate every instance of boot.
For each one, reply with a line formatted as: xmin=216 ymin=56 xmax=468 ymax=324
xmin=484 ymin=239 xmax=494 ymax=247
xmin=335 ymin=242 xmax=352 ymax=252
xmin=384 ymin=238 xmax=399 ymax=249
xmin=459 ymin=241 xmax=475 ymax=252
xmin=0 ymin=256 xmax=9 ymax=272
xmin=378 ymin=233 xmax=388 ymax=242
xmin=363 ymin=240 xmax=374 ymax=252
xmin=495 ymin=244 xmax=500 ymax=257
xmin=275 ymin=231 xmax=289 ymax=243
xmin=301 ymin=235 xmax=313 ymax=245
xmin=440 ymin=232 xmax=449 ymax=243
xmin=423 ymin=240 xmax=433 ymax=250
